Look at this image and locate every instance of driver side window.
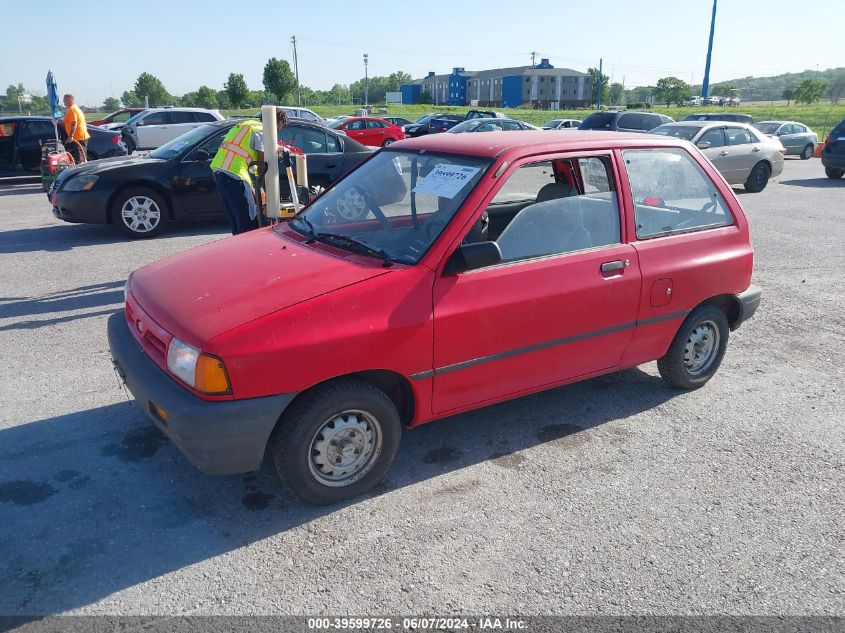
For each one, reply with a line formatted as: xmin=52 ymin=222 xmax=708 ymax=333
xmin=623 ymin=148 xmax=733 ymax=239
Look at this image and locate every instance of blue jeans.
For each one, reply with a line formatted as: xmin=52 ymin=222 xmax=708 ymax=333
xmin=214 ymin=171 xmax=258 ymax=235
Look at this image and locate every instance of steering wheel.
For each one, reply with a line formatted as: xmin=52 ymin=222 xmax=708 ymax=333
xmin=675 ymin=197 xmax=719 ymax=230
xmin=351 ymin=184 xmax=391 ymax=231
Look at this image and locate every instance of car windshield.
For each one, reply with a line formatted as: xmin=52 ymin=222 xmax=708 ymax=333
xmin=543 ymin=120 xmax=562 ymax=127
xmin=447 ymin=120 xmax=483 ymax=133
xmin=328 ymin=119 xmax=346 ymax=129
xmin=649 ymin=125 xmax=700 ymax=140
xmin=580 ymin=112 xmax=617 ymax=129
xmin=754 ymin=122 xmax=782 ymax=134
xmin=150 ymin=124 xmax=219 ymax=159
xmin=415 ymin=115 xmax=433 ymax=125
xmin=287 ymin=150 xmax=491 ymax=265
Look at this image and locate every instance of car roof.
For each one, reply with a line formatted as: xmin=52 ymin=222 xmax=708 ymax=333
xmin=393 ymin=130 xmax=691 ymax=158
xmin=756 ymin=120 xmax=792 ymax=125
xmin=142 ymin=107 xmax=219 ymax=113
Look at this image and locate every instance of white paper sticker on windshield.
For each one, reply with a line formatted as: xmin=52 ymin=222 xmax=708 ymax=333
xmin=412 ymin=164 xmax=480 ymax=199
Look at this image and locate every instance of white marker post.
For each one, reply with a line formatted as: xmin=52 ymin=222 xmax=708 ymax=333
xmin=261 ymin=104 xmax=281 ymax=219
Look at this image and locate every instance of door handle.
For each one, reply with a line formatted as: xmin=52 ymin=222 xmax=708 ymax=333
xmin=719 ymin=150 xmax=729 ymax=156
xmin=325 ymin=164 xmax=337 ymax=169
xmin=601 ymin=259 xmax=628 ymax=273
xmin=752 ymin=147 xmax=761 ymax=152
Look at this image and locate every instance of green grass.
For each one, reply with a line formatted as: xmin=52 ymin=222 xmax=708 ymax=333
xmin=228 ymin=102 xmax=845 ymax=139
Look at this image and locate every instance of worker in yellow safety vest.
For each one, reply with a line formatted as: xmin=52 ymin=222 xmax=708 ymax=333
xmin=211 ymin=107 xmax=288 ymax=234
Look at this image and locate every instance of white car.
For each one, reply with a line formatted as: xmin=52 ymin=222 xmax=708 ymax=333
xmin=121 ymin=107 xmax=224 ymax=152
xmin=542 ymin=118 xmax=582 ymax=130
xmin=282 ymin=106 xmax=326 ymax=125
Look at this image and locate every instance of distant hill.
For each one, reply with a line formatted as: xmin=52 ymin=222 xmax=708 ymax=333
xmin=694 ymin=67 xmax=845 ymax=102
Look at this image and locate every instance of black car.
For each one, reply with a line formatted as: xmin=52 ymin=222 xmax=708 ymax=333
xmin=0 ymin=116 xmax=127 ymax=174
xmin=427 ymin=114 xmax=465 ymax=134
xmin=579 ymin=111 xmax=674 ymax=133
xmin=682 ymin=112 xmax=754 ymax=124
xmin=822 ymin=117 xmax=845 ymax=179
xmin=50 ymin=119 xmax=372 ymax=238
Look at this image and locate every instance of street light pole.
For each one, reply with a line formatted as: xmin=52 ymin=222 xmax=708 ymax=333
xmin=701 ymin=0 xmax=717 ymax=99
xmin=363 ymin=53 xmax=369 ymax=107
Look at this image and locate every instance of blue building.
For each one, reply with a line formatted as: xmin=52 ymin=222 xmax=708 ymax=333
xmin=401 ymin=59 xmax=592 ymax=109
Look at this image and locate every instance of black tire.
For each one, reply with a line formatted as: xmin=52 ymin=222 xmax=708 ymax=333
xmin=743 ymin=162 xmax=770 ymax=193
xmin=381 ymin=138 xmax=394 ymax=147
xmin=124 ymin=136 xmax=136 ymax=155
xmin=825 ymin=166 xmax=845 ymax=179
xmin=657 ymin=304 xmax=729 ymax=390
xmin=110 ymin=187 xmax=168 ymax=239
xmin=800 ymin=144 xmax=814 ymax=160
xmin=269 ymin=378 xmax=401 ymax=505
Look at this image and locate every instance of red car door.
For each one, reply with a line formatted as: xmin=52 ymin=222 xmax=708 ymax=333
xmin=431 ymin=153 xmax=642 ymax=414
xmin=342 ymin=118 xmax=369 ymax=144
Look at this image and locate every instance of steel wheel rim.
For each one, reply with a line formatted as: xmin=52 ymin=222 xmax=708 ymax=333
xmin=308 ymin=409 xmax=382 ymax=487
xmin=683 ymin=320 xmax=720 ymax=376
xmin=335 ymin=189 xmax=366 ymax=220
xmin=803 ymin=145 xmax=812 ymax=159
xmin=121 ymin=196 xmax=161 ymax=233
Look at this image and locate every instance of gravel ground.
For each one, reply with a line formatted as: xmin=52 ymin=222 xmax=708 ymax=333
xmin=0 ymin=159 xmax=842 ymax=617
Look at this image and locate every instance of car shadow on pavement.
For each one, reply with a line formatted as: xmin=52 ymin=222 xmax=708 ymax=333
xmin=0 ymin=222 xmax=230 ymax=254
xmin=0 ymin=366 xmax=679 ymax=614
xmin=0 ymin=281 xmax=127 ymax=331
xmin=778 ymin=178 xmax=844 ymax=189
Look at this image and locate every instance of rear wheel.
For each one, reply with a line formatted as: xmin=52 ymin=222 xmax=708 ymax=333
xmin=825 ymin=166 xmax=844 ymax=179
xmin=381 ymin=138 xmax=394 ymax=147
xmin=110 ymin=187 xmax=167 ymax=239
xmin=657 ymin=305 xmax=729 ymax=390
xmin=800 ymin=144 xmax=814 ymax=160
xmin=269 ymin=378 xmax=401 ymax=505
xmin=124 ymin=136 xmax=136 ymax=155
xmin=744 ymin=161 xmax=770 ymax=193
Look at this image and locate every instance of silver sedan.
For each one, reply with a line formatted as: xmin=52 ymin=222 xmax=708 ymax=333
xmin=649 ymin=121 xmax=785 ymax=192
xmin=754 ymin=120 xmax=818 ymax=159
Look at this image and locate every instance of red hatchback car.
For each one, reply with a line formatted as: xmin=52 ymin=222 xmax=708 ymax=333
xmin=109 ymin=131 xmax=761 ymax=504
xmin=329 ymin=116 xmax=405 ymax=147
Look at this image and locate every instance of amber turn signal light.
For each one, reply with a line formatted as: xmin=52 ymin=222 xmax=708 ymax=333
xmin=195 ymin=354 xmax=232 ymax=395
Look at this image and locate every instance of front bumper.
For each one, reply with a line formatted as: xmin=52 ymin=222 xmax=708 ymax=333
xmin=732 ymin=285 xmax=762 ymax=330
xmin=107 ymin=311 xmax=296 ymax=475
xmin=52 ymin=188 xmax=111 ymax=224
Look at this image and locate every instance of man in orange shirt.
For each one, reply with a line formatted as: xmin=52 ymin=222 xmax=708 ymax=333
xmin=62 ymin=94 xmax=90 ymax=163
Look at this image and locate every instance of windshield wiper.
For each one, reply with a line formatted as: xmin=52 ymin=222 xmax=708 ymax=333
xmin=316 ymin=233 xmax=395 ymax=267
xmin=291 ymin=215 xmax=317 ymax=242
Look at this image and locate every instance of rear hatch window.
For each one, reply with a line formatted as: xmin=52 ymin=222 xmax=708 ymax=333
xmin=829 ymin=119 xmax=845 ymax=151
xmin=579 ymin=113 xmax=617 ymax=129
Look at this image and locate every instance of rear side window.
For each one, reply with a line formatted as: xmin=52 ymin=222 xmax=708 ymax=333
xmin=170 ymin=111 xmax=196 ymax=124
xmin=623 ymin=148 xmax=733 ymax=239
xmin=195 ymin=112 xmax=218 ymax=122
xmin=0 ymin=122 xmax=16 ymax=136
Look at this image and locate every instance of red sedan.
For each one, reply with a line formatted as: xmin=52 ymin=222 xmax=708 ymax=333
xmin=328 ymin=116 xmax=405 ymax=147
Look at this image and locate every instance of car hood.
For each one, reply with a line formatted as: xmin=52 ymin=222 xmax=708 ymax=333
xmin=129 ymin=226 xmax=390 ymax=343
xmin=62 ymin=154 xmax=167 ymax=178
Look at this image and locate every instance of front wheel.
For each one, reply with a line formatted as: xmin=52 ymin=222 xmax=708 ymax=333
xmin=825 ymin=166 xmax=844 ymax=179
xmin=800 ymin=144 xmax=814 ymax=160
xmin=657 ymin=305 xmax=729 ymax=390
xmin=744 ymin=162 xmax=770 ymax=193
xmin=269 ymin=379 xmax=401 ymax=505
xmin=110 ymin=187 xmax=168 ymax=238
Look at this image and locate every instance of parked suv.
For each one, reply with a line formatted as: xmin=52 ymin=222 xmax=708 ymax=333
xmin=822 ymin=117 xmax=845 ymax=179
xmin=683 ymin=112 xmax=754 ymax=125
xmin=579 ymin=111 xmax=673 ymax=133
xmin=110 ymin=130 xmax=761 ymax=505
xmin=121 ymin=107 xmax=224 ymax=152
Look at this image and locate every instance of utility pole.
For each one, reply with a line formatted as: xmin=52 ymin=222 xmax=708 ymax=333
xmin=363 ymin=53 xmax=369 ymax=107
xmin=291 ymin=35 xmax=301 ymax=106
xmin=701 ymin=0 xmax=717 ymax=99
xmin=596 ymin=58 xmax=603 ymax=109
xmin=530 ymin=51 xmax=537 ymax=68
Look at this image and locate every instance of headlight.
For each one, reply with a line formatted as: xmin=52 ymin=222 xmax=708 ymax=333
xmin=166 ymin=337 xmax=232 ymax=395
xmin=63 ymin=174 xmax=99 ymax=192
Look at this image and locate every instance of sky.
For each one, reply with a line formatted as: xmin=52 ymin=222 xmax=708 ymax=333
xmin=2 ymin=0 xmax=842 ymax=106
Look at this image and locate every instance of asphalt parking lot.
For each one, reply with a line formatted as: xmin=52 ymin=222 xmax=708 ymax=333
xmin=0 ymin=159 xmax=842 ymax=617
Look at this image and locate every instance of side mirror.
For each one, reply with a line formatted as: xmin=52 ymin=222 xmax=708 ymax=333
xmin=444 ymin=241 xmax=502 ymax=275
xmin=190 ymin=149 xmax=210 ymax=162
xmin=696 ymin=141 xmax=712 ymax=150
